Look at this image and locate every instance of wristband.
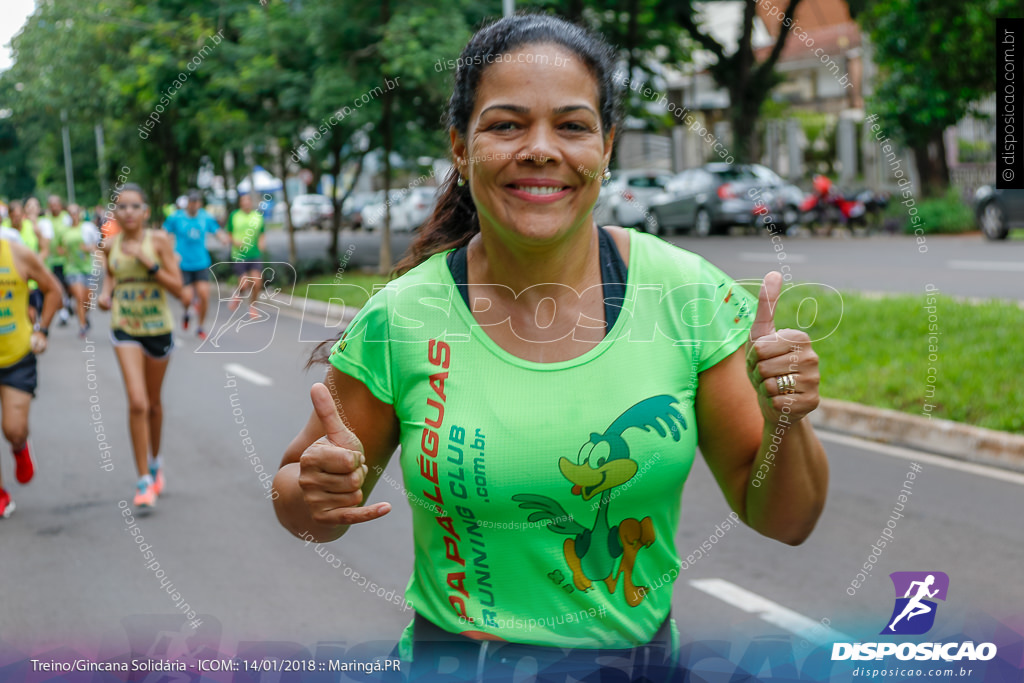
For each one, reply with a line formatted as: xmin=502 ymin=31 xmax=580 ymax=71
xmin=37 ymin=327 xmax=49 ymax=337
xmin=148 ymin=263 xmax=160 ymax=276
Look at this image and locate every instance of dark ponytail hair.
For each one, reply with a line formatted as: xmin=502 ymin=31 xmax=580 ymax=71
xmin=115 ymin=183 xmax=150 ymax=204
xmin=309 ymin=15 xmax=622 ymax=367
xmin=394 ymin=13 xmax=622 ymax=275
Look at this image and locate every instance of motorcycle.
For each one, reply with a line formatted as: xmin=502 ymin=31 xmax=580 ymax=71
xmin=799 ymin=175 xmax=867 ymax=234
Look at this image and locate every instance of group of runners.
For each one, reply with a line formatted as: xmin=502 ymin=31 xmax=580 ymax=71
xmin=0 ymin=186 xmax=267 ymax=516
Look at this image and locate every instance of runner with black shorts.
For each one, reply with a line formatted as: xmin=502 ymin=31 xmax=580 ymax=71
xmin=54 ymin=204 xmax=100 ymax=338
xmin=227 ymin=193 xmax=266 ymax=320
xmin=163 ymin=189 xmax=228 ymax=341
xmin=42 ymin=195 xmax=73 ymax=327
xmin=97 ymin=184 xmax=183 ymax=510
xmin=0 ymin=237 xmax=62 ymax=518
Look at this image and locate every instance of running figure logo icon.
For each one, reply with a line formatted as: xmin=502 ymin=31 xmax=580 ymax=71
xmin=881 ymin=571 xmax=949 ymax=635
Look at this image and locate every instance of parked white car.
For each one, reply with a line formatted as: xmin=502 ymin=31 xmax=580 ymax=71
xmin=271 ymin=194 xmax=334 ymax=230
xmin=364 ymin=186 xmax=440 ymax=232
xmin=399 ymin=187 xmax=440 ymax=230
xmin=362 ymin=190 xmax=407 ymax=231
xmin=592 ymin=170 xmax=673 ymax=229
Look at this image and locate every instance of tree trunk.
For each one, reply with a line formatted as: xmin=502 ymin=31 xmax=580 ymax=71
xmin=379 ymin=0 xmax=393 ymax=275
xmin=626 ymin=0 xmax=639 ymax=79
xmin=729 ymin=89 xmax=760 ymax=163
xmin=328 ymin=139 xmax=343 ymax=262
xmin=332 ymin=151 xmax=366 ymax=265
xmin=224 ymin=149 xmax=237 ymax=213
xmin=277 ymin=141 xmax=297 ymax=266
xmin=912 ymin=133 xmax=950 ymax=198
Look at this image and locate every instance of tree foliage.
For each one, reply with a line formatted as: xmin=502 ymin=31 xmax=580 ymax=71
xmin=859 ymin=0 xmax=1015 ymax=195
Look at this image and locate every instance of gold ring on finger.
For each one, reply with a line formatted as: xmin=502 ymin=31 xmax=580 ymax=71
xmin=775 ymin=373 xmax=797 ymax=395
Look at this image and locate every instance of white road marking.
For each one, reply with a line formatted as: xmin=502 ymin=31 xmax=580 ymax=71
xmin=947 ymin=260 xmax=1024 ymax=272
xmin=739 ymin=252 xmax=808 ymax=263
xmin=223 ymin=363 xmax=274 ymax=387
xmin=817 ymin=430 xmax=1024 ymax=486
xmin=690 ymin=578 xmax=851 ymax=645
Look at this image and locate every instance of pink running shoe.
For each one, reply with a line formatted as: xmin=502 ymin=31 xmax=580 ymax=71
xmin=134 ymin=476 xmax=157 ymax=509
xmin=150 ymin=465 xmax=165 ymax=497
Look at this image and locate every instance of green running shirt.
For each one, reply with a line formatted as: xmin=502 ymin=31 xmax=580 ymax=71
xmin=229 ymin=210 xmax=264 ymax=261
xmin=329 ymin=229 xmax=756 ymax=655
xmin=43 ymin=212 xmax=72 ymax=268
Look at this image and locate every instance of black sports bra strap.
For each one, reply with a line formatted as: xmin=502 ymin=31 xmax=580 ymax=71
xmin=446 ymin=226 xmax=628 ymax=335
xmin=597 ymin=226 xmax=627 ymax=332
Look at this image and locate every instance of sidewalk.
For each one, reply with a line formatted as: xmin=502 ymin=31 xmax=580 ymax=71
xmin=282 ymin=294 xmax=1024 ymax=473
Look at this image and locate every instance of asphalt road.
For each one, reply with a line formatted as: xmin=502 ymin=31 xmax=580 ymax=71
xmin=3 ymin=293 xmax=1023 ymax=676
xmin=250 ymin=228 xmax=1022 ymax=302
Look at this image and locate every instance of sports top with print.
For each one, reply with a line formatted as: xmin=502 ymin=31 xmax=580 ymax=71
xmin=329 ymin=229 xmax=756 ymax=650
xmin=108 ymin=232 xmax=173 ymax=336
xmin=0 ymin=239 xmax=32 ymax=366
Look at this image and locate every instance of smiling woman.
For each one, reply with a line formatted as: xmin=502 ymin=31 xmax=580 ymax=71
xmin=275 ymin=13 xmax=829 ymax=681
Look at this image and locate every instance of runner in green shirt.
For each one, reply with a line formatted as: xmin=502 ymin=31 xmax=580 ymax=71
xmin=42 ymin=195 xmax=73 ymax=327
xmin=274 ymin=15 xmax=829 ymax=680
xmin=53 ymin=204 xmax=100 ymax=337
xmin=227 ymin=193 xmax=266 ymax=320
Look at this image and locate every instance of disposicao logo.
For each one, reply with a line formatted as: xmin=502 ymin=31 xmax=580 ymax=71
xmin=832 ymin=571 xmax=997 ymax=662
xmin=882 ymin=571 xmax=948 ymax=635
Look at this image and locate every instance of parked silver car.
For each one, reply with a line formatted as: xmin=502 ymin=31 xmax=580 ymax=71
xmin=648 ymin=164 xmax=804 ymax=236
xmin=592 ymin=170 xmax=674 ymax=229
xmin=341 ymin=191 xmax=378 ymax=229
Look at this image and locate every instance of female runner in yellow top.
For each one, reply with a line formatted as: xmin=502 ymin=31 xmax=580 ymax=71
xmin=98 ymin=184 xmax=183 ymax=510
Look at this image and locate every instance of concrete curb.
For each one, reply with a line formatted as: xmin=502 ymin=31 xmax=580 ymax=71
xmin=809 ymin=398 xmax=1024 ymax=473
xmin=283 ymin=292 xmax=359 ymax=329
xmin=280 ymin=293 xmax=1024 ymax=473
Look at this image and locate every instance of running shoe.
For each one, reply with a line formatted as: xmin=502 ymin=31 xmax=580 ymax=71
xmin=58 ymin=308 xmax=70 ymax=326
xmin=182 ymin=310 xmax=191 ymax=330
xmin=196 ymin=329 xmax=207 ymax=341
xmin=150 ymin=464 xmax=165 ymax=497
xmin=134 ymin=476 xmax=156 ymax=509
xmin=249 ymin=305 xmax=259 ymax=320
xmin=0 ymin=488 xmax=14 ymax=518
xmin=13 ymin=443 xmax=34 ymax=484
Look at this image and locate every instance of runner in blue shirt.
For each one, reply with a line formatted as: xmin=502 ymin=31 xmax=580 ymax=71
xmin=162 ymin=189 xmax=227 ymax=340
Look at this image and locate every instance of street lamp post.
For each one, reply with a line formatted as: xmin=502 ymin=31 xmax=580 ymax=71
xmin=61 ymin=109 xmax=76 ymax=203
xmin=503 ymin=0 xmax=514 ymax=17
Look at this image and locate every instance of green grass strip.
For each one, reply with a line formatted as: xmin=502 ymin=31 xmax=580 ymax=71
xmin=298 ymin=274 xmax=1023 ymax=434
xmin=760 ymin=284 xmax=1023 ymax=434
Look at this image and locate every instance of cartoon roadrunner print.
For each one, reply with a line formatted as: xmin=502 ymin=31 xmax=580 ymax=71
xmin=513 ymin=396 xmax=686 ymax=607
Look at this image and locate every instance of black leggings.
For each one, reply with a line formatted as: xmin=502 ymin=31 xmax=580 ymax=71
xmin=405 ymin=612 xmax=683 ymax=682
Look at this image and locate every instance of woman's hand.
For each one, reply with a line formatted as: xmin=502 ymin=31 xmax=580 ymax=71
xmin=745 ymin=271 xmax=820 ymax=427
xmin=298 ymin=383 xmax=390 ymax=527
xmin=97 ymin=294 xmax=112 ymax=311
xmin=30 ymin=330 xmax=47 ymax=354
